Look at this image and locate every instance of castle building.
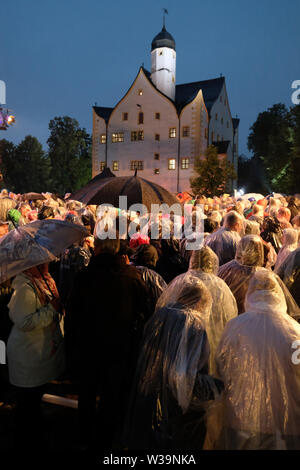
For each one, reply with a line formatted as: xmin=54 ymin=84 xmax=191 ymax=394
xmin=92 ymin=23 xmax=239 ymax=193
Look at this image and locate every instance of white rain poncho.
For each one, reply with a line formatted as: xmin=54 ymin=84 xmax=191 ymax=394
xmin=218 ymin=235 xmax=265 ymax=314
xmin=204 ymin=225 xmax=241 ymax=266
xmin=124 ymin=277 xmax=223 ymax=449
xmin=156 ymin=246 xmax=238 ymax=375
xmin=215 ymin=270 xmax=300 ymax=450
xmin=274 ymin=228 xmax=299 ymax=274
xmin=277 ymin=247 xmax=300 ymax=307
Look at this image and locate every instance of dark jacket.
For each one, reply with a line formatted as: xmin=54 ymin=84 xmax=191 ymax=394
xmin=65 ymin=253 xmax=150 ymax=375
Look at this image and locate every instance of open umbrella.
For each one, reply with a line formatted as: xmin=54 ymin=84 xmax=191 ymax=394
xmin=22 ymin=192 xmax=46 ymax=201
xmin=85 ymin=172 xmax=179 ymax=212
xmin=68 ymin=167 xmax=116 ymax=204
xmin=0 ymin=219 xmax=88 ymax=283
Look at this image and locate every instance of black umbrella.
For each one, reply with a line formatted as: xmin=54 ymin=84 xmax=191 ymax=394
xmin=22 ymin=192 xmax=46 ymax=201
xmin=68 ymin=167 xmax=116 ymax=204
xmin=87 ymin=172 xmax=179 ymax=212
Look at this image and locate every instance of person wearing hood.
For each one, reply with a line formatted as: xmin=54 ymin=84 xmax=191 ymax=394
xmin=274 ymin=228 xmax=299 ymax=273
xmin=156 ymin=246 xmax=238 ymax=375
xmin=124 ymin=278 xmax=223 ymax=450
xmin=215 ymin=271 xmax=300 ymax=450
xmin=277 ymin=247 xmax=300 ymax=307
xmin=130 ymin=244 xmax=167 ymax=315
xmin=218 ymin=235 xmax=265 ymax=314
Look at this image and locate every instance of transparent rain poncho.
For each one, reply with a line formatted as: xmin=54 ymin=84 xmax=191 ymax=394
xmin=215 ymin=270 xmax=300 ymax=449
xmin=204 ymin=220 xmax=241 ymax=266
xmin=124 ymin=278 xmax=223 ymax=449
xmin=274 ymin=228 xmax=299 ymax=274
xmin=218 ymin=235 xmax=265 ymax=314
xmin=157 ymin=246 xmax=238 ymax=375
xmin=276 ymin=247 xmax=300 ymax=307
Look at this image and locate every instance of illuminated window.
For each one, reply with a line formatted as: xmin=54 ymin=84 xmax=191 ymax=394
xmin=155 ymin=112 xmax=160 ymax=120
xmin=99 ymin=162 xmax=105 ymax=171
xmin=138 ymin=112 xmax=144 ymax=124
xmin=100 ymin=134 xmax=106 ymax=144
xmin=138 ymin=89 xmax=143 ymax=96
xmin=122 ymin=112 xmax=128 ymax=121
xmin=181 ymin=158 xmax=189 ymax=169
xmin=168 ymin=159 xmax=176 ymax=170
xmin=130 ymin=160 xmax=144 ymax=170
xmin=169 ymin=128 xmax=176 ymax=138
xmin=155 ymin=133 xmax=160 ymax=141
xmin=182 ymin=126 xmax=190 ymax=137
xmin=112 ymin=132 xmax=124 ymax=143
xmin=131 ymin=130 xmax=144 ymax=141
xmin=154 ymin=153 xmax=160 ymax=160
xmin=112 ymin=161 xmax=119 ymax=171
xmin=154 ymin=168 xmax=160 ymax=174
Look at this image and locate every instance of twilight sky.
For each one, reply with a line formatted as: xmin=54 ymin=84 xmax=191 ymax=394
xmin=1 ymin=0 xmax=300 ymax=157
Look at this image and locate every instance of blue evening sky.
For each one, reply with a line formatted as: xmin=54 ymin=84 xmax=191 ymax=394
xmin=1 ymin=0 xmax=300 ymax=157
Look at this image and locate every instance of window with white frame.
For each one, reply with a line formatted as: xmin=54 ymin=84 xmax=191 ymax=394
xmin=168 ymin=158 xmax=176 ymax=170
xmin=181 ymin=158 xmax=189 ymax=169
xmin=182 ymin=126 xmax=190 ymax=137
xmin=169 ymin=127 xmax=176 ymax=138
xmin=131 ymin=130 xmax=144 ymax=141
xmin=111 ymin=132 xmax=124 ymax=143
xmin=130 ymin=160 xmax=144 ymax=170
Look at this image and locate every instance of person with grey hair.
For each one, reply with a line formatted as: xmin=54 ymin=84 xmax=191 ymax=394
xmin=204 ymin=211 xmax=243 ymax=266
xmin=65 ymin=229 xmax=150 ymax=450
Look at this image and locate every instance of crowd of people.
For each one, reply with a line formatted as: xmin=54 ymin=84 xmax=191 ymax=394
xmin=0 ymin=187 xmax=300 ymax=451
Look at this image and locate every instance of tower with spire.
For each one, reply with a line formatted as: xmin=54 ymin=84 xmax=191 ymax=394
xmin=150 ymin=13 xmax=176 ymax=101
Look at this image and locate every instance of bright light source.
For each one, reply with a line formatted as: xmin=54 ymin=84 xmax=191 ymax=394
xmin=6 ymin=115 xmax=15 ymax=124
xmin=237 ymin=188 xmax=245 ymax=197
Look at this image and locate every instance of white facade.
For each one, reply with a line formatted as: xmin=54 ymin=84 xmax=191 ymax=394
xmin=92 ymin=27 xmax=239 ymax=194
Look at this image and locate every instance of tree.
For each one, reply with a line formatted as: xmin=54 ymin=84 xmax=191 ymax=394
xmin=0 ymin=139 xmax=16 ymax=190
xmin=0 ymin=136 xmax=51 ymax=193
xmin=47 ymin=116 xmax=91 ymax=195
xmin=247 ymin=103 xmax=299 ymax=193
xmin=238 ymin=154 xmax=270 ymax=194
xmin=190 ymin=145 xmax=237 ymax=197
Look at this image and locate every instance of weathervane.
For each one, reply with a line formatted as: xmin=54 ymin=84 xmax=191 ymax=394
xmin=162 ymin=8 xmax=168 ymax=28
